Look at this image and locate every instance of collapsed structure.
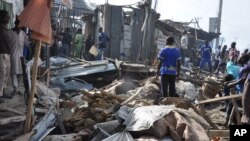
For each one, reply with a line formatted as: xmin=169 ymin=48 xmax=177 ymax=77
xmin=0 ymin=0 xmax=235 ymax=141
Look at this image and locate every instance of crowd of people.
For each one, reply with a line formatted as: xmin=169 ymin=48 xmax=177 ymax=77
xmin=157 ymin=33 xmax=250 ymax=125
xmin=0 ymin=10 xmax=110 ymax=103
xmin=0 ymin=10 xmax=29 ymax=103
xmin=1 ymin=8 xmax=250 ymax=125
xmin=51 ymin=26 xmax=109 ymax=61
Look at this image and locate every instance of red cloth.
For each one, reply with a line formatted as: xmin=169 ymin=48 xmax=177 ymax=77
xmin=18 ymin=0 xmax=52 ymax=44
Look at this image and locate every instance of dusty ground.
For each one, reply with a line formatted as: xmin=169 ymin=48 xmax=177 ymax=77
xmin=0 ymin=84 xmax=26 ymax=114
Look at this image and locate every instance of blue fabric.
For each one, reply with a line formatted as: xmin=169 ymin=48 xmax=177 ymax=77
xmin=200 ymin=45 xmax=212 ymax=59
xmin=199 ymin=58 xmax=212 ymax=70
xmin=158 ymin=46 xmax=181 ymax=75
xmin=23 ymin=45 xmax=30 ymax=60
xmin=237 ymin=63 xmax=250 ymax=92
xmin=61 ymin=43 xmax=70 ymax=56
xmin=98 ymin=32 xmax=109 ymax=48
xmin=239 ymin=63 xmax=250 ymax=78
xmin=226 ymin=61 xmax=240 ymax=79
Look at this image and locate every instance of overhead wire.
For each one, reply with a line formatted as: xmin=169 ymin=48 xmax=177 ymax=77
xmin=87 ymin=0 xmax=141 ymax=7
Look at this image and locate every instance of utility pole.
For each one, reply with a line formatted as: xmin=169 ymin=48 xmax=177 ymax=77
xmin=154 ymin=0 xmax=158 ymax=10
xmin=215 ymin=0 xmax=223 ymax=47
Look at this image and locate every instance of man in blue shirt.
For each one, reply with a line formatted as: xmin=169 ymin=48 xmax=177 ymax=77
xmin=97 ymin=27 xmax=109 ymax=60
xmin=198 ymin=40 xmax=212 ymax=74
xmin=157 ymin=36 xmax=181 ymax=97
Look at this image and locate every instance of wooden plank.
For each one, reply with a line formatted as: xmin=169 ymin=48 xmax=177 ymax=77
xmin=0 ymin=123 xmax=23 ymax=141
xmin=35 ymin=108 xmax=48 ymax=114
xmin=0 ymin=116 xmax=26 ymax=125
xmin=196 ymin=94 xmax=242 ymax=105
xmin=0 ymin=106 xmax=24 ymax=115
xmin=14 ymin=130 xmax=36 ymax=141
xmin=206 ymin=130 xmax=229 ymax=137
xmin=43 ymin=134 xmax=82 ymax=141
xmin=104 ymin=87 xmax=143 ymax=114
xmin=121 ymin=87 xmax=143 ymax=105
xmin=229 ymin=107 xmax=236 ymax=126
xmin=230 ymin=89 xmax=241 ymax=124
xmin=198 ymin=90 xmax=218 ymax=129
xmin=25 ymin=40 xmax=42 ymax=133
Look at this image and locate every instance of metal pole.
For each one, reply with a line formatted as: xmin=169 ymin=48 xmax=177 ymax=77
xmin=215 ymin=0 xmax=223 ymax=47
xmin=154 ymin=0 xmax=158 ymax=10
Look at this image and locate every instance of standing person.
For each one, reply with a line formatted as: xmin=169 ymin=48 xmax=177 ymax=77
xmin=228 ymin=42 xmax=239 ymax=63
xmin=214 ymin=45 xmax=221 ymax=71
xmin=74 ymin=28 xmax=84 ymax=58
xmin=241 ymin=49 xmax=249 ymax=57
xmin=0 ymin=10 xmax=17 ymax=102
xmin=84 ymin=33 xmax=95 ymax=60
xmin=223 ymin=54 xmax=249 ymax=126
xmin=50 ymin=34 xmax=59 ymax=57
xmin=11 ymin=19 xmax=29 ymax=94
xmin=241 ymin=73 xmax=250 ymax=124
xmin=97 ymin=27 xmax=109 ymax=60
xmin=216 ymin=45 xmax=228 ymax=74
xmin=180 ymin=30 xmax=188 ymax=65
xmin=50 ymin=24 xmax=59 ymax=57
xmin=60 ymin=27 xmax=72 ymax=56
xmin=156 ymin=37 xmax=181 ymax=97
xmin=198 ymin=40 xmax=212 ymax=74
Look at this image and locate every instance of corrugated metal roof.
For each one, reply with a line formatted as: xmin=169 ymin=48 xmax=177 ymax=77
xmin=54 ymin=0 xmax=96 ymax=16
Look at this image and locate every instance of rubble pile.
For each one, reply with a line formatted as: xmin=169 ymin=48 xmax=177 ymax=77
xmin=63 ymin=91 xmax=124 ymax=132
xmin=1 ymin=57 xmax=229 ymax=141
xmin=63 ymin=88 xmax=152 ymax=133
xmin=92 ymin=105 xmax=210 ymax=141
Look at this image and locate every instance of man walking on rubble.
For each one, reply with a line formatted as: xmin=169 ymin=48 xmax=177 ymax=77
xmin=0 ymin=10 xmax=17 ymax=103
xmin=214 ymin=45 xmax=221 ymax=71
xmin=11 ymin=19 xmax=29 ymax=95
xmin=198 ymin=40 xmax=213 ymax=74
xmin=157 ymin=36 xmax=181 ymax=97
xmin=61 ymin=27 xmax=72 ymax=56
xmin=97 ymin=27 xmax=109 ymax=60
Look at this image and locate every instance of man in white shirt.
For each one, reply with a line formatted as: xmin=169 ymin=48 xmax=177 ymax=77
xmin=214 ymin=45 xmax=221 ymax=71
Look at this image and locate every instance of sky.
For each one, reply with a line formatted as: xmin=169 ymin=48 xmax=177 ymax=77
xmin=88 ymin=0 xmax=250 ymax=52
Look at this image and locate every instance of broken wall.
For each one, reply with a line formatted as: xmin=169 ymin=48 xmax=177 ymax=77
xmin=101 ymin=4 xmax=123 ymax=59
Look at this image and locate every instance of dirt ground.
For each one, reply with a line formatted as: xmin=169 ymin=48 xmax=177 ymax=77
xmin=0 ymin=84 xmax=26 ymax=114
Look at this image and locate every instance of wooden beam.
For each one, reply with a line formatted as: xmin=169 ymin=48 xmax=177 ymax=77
xmin=206 ymin=130 xmax=229 ymax=137
xmin=34 ymin=108 xmax=48 ymax=114
xmin=196 ymin=94 xmax=242 ymax=105
xmin=198 ymin=90 xmax=218 ymax=129
xmin=0 ymin=116 xmax=26 ymax=125
xmin=230 ymin=89 xmax=241 ymax=124
xmin=25 ymin=40 xmax=42 ymax=133
xmin=104 ymin=87 xmax=143 ymax=114
xmin=0 ymin=106 xmax=24 ymax=115
xmin=43 ymin=134 xmax=82 ymax=141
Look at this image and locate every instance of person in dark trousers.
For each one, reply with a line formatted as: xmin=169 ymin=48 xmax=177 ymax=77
xmin=214 ymin=45 xmax=221 ymax=71
xmin=198 ymin=40 xmax=213 ymax=74
xmin=97 ymin=27 xmax=109 ymax=60
xmin=241 ymin=72 xmax=250 ymax=124
xmin=223 ymin=54 xmax=250 ymax=126
xmin=60 ymin=27 xmax=72 ymax=56
xmin=157 ymin=36 xmax=181 ymax=97
xmin=0 ymin=10 xmax=17 ymax=102
xmin=215 ymin=45 xmax=228 ymax=74
xmin=83 ymin=33 xmax=95 ymax=60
